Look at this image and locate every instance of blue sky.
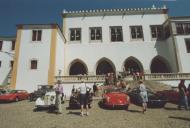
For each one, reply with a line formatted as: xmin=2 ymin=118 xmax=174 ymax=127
xmin=0 ymin=0 xmax=189 ymax=37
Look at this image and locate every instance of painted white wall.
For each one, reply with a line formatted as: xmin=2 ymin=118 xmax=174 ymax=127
xmin=175 ymin=35 xmax=190 ymax=72
xmin=0 ymin=40 xmax=15 ymax=85
xmin=63 ymin=13 xmax=174 ymax=74
xmin=55 ymin=30 xmax=65 ymax=77
xmin=15 ymin=29 xmax=52 ymax=92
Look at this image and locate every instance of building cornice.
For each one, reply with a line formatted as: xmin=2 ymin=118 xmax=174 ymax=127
xmin=62 ymin=5 xmax=168 ymax=17
xmin=0 ymin=36 xmax=15 ymax=41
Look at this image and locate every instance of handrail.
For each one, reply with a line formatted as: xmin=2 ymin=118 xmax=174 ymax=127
xmin=54 ymin=73 xmax=190 ymax=83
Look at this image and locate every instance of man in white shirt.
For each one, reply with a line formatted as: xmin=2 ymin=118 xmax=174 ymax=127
xmin=79 ymin=80 xmax=89 ymax=116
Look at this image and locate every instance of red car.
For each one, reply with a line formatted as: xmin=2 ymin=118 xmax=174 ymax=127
xmin=0 ymin=90 xmax=29 ymax=102
xmin=156 ymin=89 xmax=190 ymax=104
xmin=100 ymin=88 xmax=130 ymax=110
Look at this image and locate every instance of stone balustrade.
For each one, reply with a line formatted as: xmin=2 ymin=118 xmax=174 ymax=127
xmin=55 ymin=73 xmax=190 ymax=83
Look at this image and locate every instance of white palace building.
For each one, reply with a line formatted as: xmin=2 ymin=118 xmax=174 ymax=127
xmin=0 ymin=5 xmax=190 ymax=95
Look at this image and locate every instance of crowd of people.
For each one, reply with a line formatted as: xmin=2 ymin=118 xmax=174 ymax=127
xmin=52 ymin=77 xmax=190 ymax=116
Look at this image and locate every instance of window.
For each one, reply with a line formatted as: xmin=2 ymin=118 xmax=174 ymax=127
xmin=11 ymin=40 xmax=15 ymax=50
xmin=176 ymin=23 xmax=190 ymax=35
xmin=0 ymin=61 xmax=1 ymax=68
xmin=110 ymin=26 xmax=123 ymax=42
xmin=32 ymin=30 xmax=42 ymax=41
xmin=150 ymin=25 xmax=163 ymax=39
xmin=10 ymin=61 xmax=14 ymax=68
xmin=70 ymin=28 xmax=81 ymax=41
xmin=30 ymin=60 xmax=38 ymax=69
xmin=90 ymin=27 xmax=102 ymax=41
xmin=185 ymin=38 xmax=190 ymax=53
xmin=130 ymin=26 xmax=143 ymax=39
xmin=164 ymin=25 xmax=171 ymax=39
xmin=0 ymin=41 xmax=2 ymax=50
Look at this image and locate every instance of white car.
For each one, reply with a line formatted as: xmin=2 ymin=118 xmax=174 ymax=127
xmin=35 ymin=91 xmax=65 ymax=110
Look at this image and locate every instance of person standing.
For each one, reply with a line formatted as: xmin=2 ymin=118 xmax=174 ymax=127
xmin=79 ymin=80 xmax=89 ymax=116
xmin=138 ymin=80 xmax=148 ymax=113
xmin=93 ymin=82 xmax=97 ymax=96
xmin=178 ymin=80 xmax=188 ymax=110
xmin=55 ymin=80 xmax=63 ymax=114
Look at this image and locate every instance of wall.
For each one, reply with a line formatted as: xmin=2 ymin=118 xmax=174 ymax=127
xmin=63 ymin=13 xmax=174 ymax=74
xmin=15 ymin=28 xmax=52 ymax=92
xmin=0 ymin=40 xmax=14 ymax=85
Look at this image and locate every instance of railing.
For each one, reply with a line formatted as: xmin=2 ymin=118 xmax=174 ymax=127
xmin=144 ymin=73 xmax=190 ymax=81
xmin=55 ymin=73 xmax=190 ymax=83
xmin=55 ymin=75 xmax=106 ymax=83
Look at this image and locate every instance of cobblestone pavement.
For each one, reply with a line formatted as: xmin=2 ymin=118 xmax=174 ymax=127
xmin=0 ymin=100 xmax=190 ymax=128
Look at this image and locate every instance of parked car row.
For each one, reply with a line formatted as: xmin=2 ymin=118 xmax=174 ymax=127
xmin=0 ymin=89 xmax=29 ymax=102
xmin=0 ymin=86 xmax=188 ymax=110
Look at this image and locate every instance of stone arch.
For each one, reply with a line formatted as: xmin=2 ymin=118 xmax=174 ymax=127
xmin=123 ymin=56 xmax=144 ymax=74
xmin=95 ymin=57 xmax=116 ymax=75
xmin=68 ymin=59 xmax=88 ymax=75
xmin=150 ymin=55 xmax=171 ymax=73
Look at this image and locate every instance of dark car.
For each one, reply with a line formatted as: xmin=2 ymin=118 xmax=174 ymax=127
xmin=69 ymin=91 xmax=93 ymax=109
xmin=156 ymin=89 xmax=190 ymax=105
xmin=29 ymin=85 xmax=53 ymax=101
xmin=128 ymin=88 xmax=167 ymax=108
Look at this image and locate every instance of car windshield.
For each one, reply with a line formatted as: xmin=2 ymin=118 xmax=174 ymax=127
xmin=9 ymin=90 xmax=17 ymax=94
xmin=105 ymin=88 xmax=124 ymax=93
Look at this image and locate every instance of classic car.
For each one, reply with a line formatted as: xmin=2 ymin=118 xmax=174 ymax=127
xmin=128 ymin=88 xmax=167 ymax=108
xmin=100 ymin=88 xmax=130 ymax=109
xmin=34 ymin=90 xmax=65 ymax=111
xmin=156 ymin=89 xmax=190 ymax=105
xmin=69 ymin=90 xmax=93 ymax=109
xmin=29 ymin=85 xmax=53 ymax=102
xmin=0 ymin=90 xmax=29 ymax=102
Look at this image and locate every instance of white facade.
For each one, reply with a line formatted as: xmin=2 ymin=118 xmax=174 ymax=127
xmin=0 ymin=37 xmax=15 ymax=86
xmin=10 ymin=25 xmax=65 ymax=92
xmin=0 ymin=6 xmax=190 ymax=95
xmin=63 ymin=7 xmax=176 ymax=75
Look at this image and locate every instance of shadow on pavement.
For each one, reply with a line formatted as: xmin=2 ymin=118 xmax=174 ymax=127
xmin=67 ymin=111 xmax=81 ymax=116
xmin=169 ymin=116 xmax=190 ymax=122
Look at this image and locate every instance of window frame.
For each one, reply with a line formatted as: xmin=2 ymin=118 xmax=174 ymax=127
xmin=0 ymin=61 xmax=1 ymax=68
xmin=10 ymin=60 xmax=14 ymax=68
xmin=185 ymin=38 xmax=190 ymax=53
xmin=30 ymin=59 xmax=38 ymax=70
xmin=110 ymin=26 xmax=123 ymax=42
xmin=150 ymin=25 xmax=164 ymax=40
xmin=176 ymin=23 xmax=190 ymax=35
xmin=11 ymin=40 xmax=15 ymax=50
xmin=130 ymin=26 xmax=144 ymax=40
xmin=0 ymin=41 xmax=3 ymax=51
xmin=89 ymin=27 xmax=102 ymax=42
xmin=32 ymin=30 xmax=42 ymax=42
xmin=69 ymin=28 xmax=81 ymax=42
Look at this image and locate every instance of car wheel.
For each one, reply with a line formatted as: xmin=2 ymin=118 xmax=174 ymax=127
xmin=126 ymin=105 xmax=129 ymax=111
xmin=15 ymin=97 xmax=19 ymax=102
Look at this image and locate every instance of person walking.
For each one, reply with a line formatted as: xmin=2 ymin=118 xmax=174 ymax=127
xmin=138 ymin=80 xmax=148 ymax=113
xmin=79 ymin=80 xmax=89 ymax=116
xmin=55 ymin=80 xmax=64 ymax=114
xmin=178 ymin=80 xmax=188 ymax=110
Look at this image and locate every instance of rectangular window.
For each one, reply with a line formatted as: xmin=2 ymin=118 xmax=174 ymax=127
xmin=30 ymin=60 xmax=38 ymax=69
xmin=32 ymin=30 xmax=42 ymax=41
xmin=176 ymin=23 xmax=190 ymax=35
xmin=0 ymin=41 xmax=2 ymax=50
xmin=130 ymin=26 xmax=143 ymax=39
xmin=185 ymin=38 xmax=190 ymax=53
xmin=11 ymin=40 xmax=15 ymax=50
xmin=70 ymin=28 xmax=81 ymax=41
xmin=150 ymin=25 xmax=163 ymax=39
xmin=90 ymin=27 xmax=102 ymax=41
xmin=10 ymin=61 xmax=14 ymax=68
xmin=0 ymin=61 xmax=1 ymax=68
xmin=110 ymin=26 xmax=123 ymax=42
